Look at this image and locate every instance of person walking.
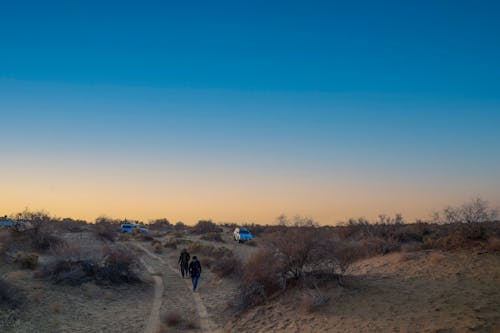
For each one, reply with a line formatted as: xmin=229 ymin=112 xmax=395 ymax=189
xmin=188 ymin=256 xmax=202 ymax=292
xmin=178 ymin=248 xmax=190 ymax=278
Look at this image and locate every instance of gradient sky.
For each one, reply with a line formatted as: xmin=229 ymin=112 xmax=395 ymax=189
xmin=1 ymin=1 xmax=499 ymax=224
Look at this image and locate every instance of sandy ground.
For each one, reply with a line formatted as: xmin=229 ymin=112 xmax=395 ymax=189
xmin=225 ymin=250 xmax=500 ymax=333
xmin=3 ymin=227 xmax=499 ymax=333
xmin=0 ymin=232 xmax=153 ymax=333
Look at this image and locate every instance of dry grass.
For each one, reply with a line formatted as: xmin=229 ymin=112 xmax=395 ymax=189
xmin=49 ymin=301 xmax=63 ymax=313
xmin=161 ymin=311 xmax=183 ymax=327
xmin=40 ymin=245 xmax=141 ymax=286
xmin=486 ymin=237 xmax=500 ymax=252
xmin=200 ymin=232 xmax=225 ymax=243
xmin=0 ymin=278 xmax=23 ymax=308
xmin=15 ymin=252 xmax=39 ymax=269
xmin=429 ymin=251 xmax=445 ymax=264
xmin=301 ymin=289 xmax=329 ymax=313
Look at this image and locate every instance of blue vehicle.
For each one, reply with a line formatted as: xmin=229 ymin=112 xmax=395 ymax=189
xmin=121 ymin=223 xmax=148 ymax=233
xmin=233 ymin=227 xmax=253 ymax=242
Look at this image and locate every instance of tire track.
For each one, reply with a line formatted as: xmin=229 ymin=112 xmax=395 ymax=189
xmin=132 ymin=242 xmax=221 ymax=333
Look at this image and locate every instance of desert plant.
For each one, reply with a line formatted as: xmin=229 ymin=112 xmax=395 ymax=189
xmin=40 ymin=246 xmax=141 ymax=286
xmin=0 ymin=278 xmax=23 ymax=308
xmin=15 ymin=252 xmax=39 ymax=269
xmin=162 ymin=311 xmax=182 ymax=327
xmin=191 ymin=220 xmax=221 ymax=234
xmin=93 ymin=222 xmax=117 ymax=242
xmin=200 ymin=232 xmax=225 ymax=243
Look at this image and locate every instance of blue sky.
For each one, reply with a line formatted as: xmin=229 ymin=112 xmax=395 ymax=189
xmin=0 ymin=1 xmax=499 ymax=223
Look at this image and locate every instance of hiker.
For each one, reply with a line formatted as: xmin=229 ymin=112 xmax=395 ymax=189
xmin=188 ymin=256 xmax=202 ymax=292
xmin=178 ymin=248 xmax=190 ymax=278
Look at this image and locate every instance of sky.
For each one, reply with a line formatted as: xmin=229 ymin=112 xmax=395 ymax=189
xmin=1 ymin=1 xmax=499 ymax=224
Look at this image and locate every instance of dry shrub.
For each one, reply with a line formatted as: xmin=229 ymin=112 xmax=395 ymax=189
xmin=245 ymin=240 xmax=257 ymax=247
xmin=191 ymin=220 xmax=221 ymax=234
xmin=397 ymin=252 xmax=417 ymax=263
xmin=94 ymin=223 xmax=117 ymax=242
xmin=241 ymin=249 xmax=282 ymax=296
xmin=486 ymin=237 xmax=500 ymax=252
xmin=151 ymin=240 xmax=162 ymax=253
xmin=200 ymin=232 xmax=225 ymax=243
xmin=15 ymin=252 xmax=39 ymax=269
xmin=212 ymin=252 xmax=240 ymax=277
xmin=161 ymin=311 xmax=183 ymax=327
xmin=301 ymin=289 xmax=329 ymax=313
xmin=163 ymin=238 xmax=177 ymax=249
xmin=429 ymin=251 xmax=445 ymax=264
xmin=32 ymin=231 xmax=66 ymax=252
xmin=40 ymin=246 xmax=141 ymax=286
xmin=0 ymin=278 xmax=23 ymax=308
xmin=400 ymin=242 xmax=423 ymax=252
xmin=185 ymin=320 xmax=199 ymax=329
xmin=49 ymin=301 xmax=62 ymax=313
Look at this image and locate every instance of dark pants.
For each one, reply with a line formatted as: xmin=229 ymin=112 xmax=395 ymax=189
xmin=180 ymin=262 xmax=188 ymax=277
xmin=191 ymin=275 xmax=200 ymax=291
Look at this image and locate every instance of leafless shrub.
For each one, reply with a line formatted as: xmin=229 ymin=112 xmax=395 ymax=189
xmin=49 ymin=301 xmax=63 ymax=313
xmin=0 ymin=278 xmax=23 ymax=308
xmin=212 ymin=252 xmax=240 ymax=277
xmin=400 ymin=242 xmax=423 ymax=252
xmin=15 ymin=252 xmax=39 ymax=269
xmin=200 ymin=232 xmax=225 ymax=243
xmin=161 ymin=311 xmax=183 ymax=327
xmin=32 ymin=231 xmax=67 ymax=251
xmin=93 ymin=222 xmax=117 ymax=242
xmin=486 ymin=237 xmax=500 ymax=252
xmin=148 ymin=218 xmax=171 ymax=231
xmin=40 ymin=246 xmax=141 ymax=286
xmin=174 ymin=221 xmax=186 ymax=231
xmin=439 ymin=198 xmax=498 ymax=224
xmin=429 ymin=251 xmax=445 ymax=264
xmin=191 ymin=220 xmax=221 ymax=234
xmin=151 ymin=240 xmax=162 ymax=253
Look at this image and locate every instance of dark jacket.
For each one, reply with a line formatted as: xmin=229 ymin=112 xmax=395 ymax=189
xmin=178 ymin=251 xmax=190 ymax=265
xmin=189 ymin=259 xmax=202 ymax=277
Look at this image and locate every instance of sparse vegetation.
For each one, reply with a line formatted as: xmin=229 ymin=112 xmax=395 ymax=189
xmin=160 ymin=311 xmax=198 ymax=331
xmin=301 ymin=288 xmax=329 ymax=313
xmin=0 ymin=278 xmax=23 ymax=308
xmin=15 ymin=252 xmax=39 ymax=269
xmin=200 ymin=232 xmax=225 ymax=242
xmin=191 ymin=220 xmax=222 ymax=234
xmin=39 ymin=245 xmax=141 ymax=286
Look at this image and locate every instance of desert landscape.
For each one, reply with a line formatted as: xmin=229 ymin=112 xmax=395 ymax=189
xmin=2 ymin=1 xmax=500 ymax=333
xmin=1 ymin=200 xmax=500 ymax=333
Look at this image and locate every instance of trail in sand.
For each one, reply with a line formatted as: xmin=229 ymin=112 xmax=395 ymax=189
xmin=132 ymin=242 xmax=221 ymax=333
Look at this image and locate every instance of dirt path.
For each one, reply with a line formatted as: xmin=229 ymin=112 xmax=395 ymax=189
xmin=138 ymin=256 xmax=164 ymax=333
xmin=132 ymin=242 xmax=221 ymax=333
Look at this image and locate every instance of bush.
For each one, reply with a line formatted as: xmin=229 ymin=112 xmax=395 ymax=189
xmin=163 ymin=238 xmax=177 ymax=249
xmin=0 ymin=278 xmax=23 ymax=308
xmin=200 ymin=232 xmax=225 ymax=243
xmin=94 ymin=223 xmax=117 ymax=242
xmin=40 ymin=246 xmax=141 ymax=286
xmin=32 ymin=231 xmax=66 ymax=251
xmin=162 ymin=311 xmax=182 ymax=327
xmin=159 ymin=311 xmax=198 ymax=332
xmin=152 ymin=240 xmax=162 ymax=253
xmin=15 ymin=252 xmax=39 ymax=269
xmin=192 ymin=220 xmax=221 ymax=234
xmin=212 ymin=252 xmax=239 ymax=277
xmin=486 ymin=237 xmax=500 ymax=252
